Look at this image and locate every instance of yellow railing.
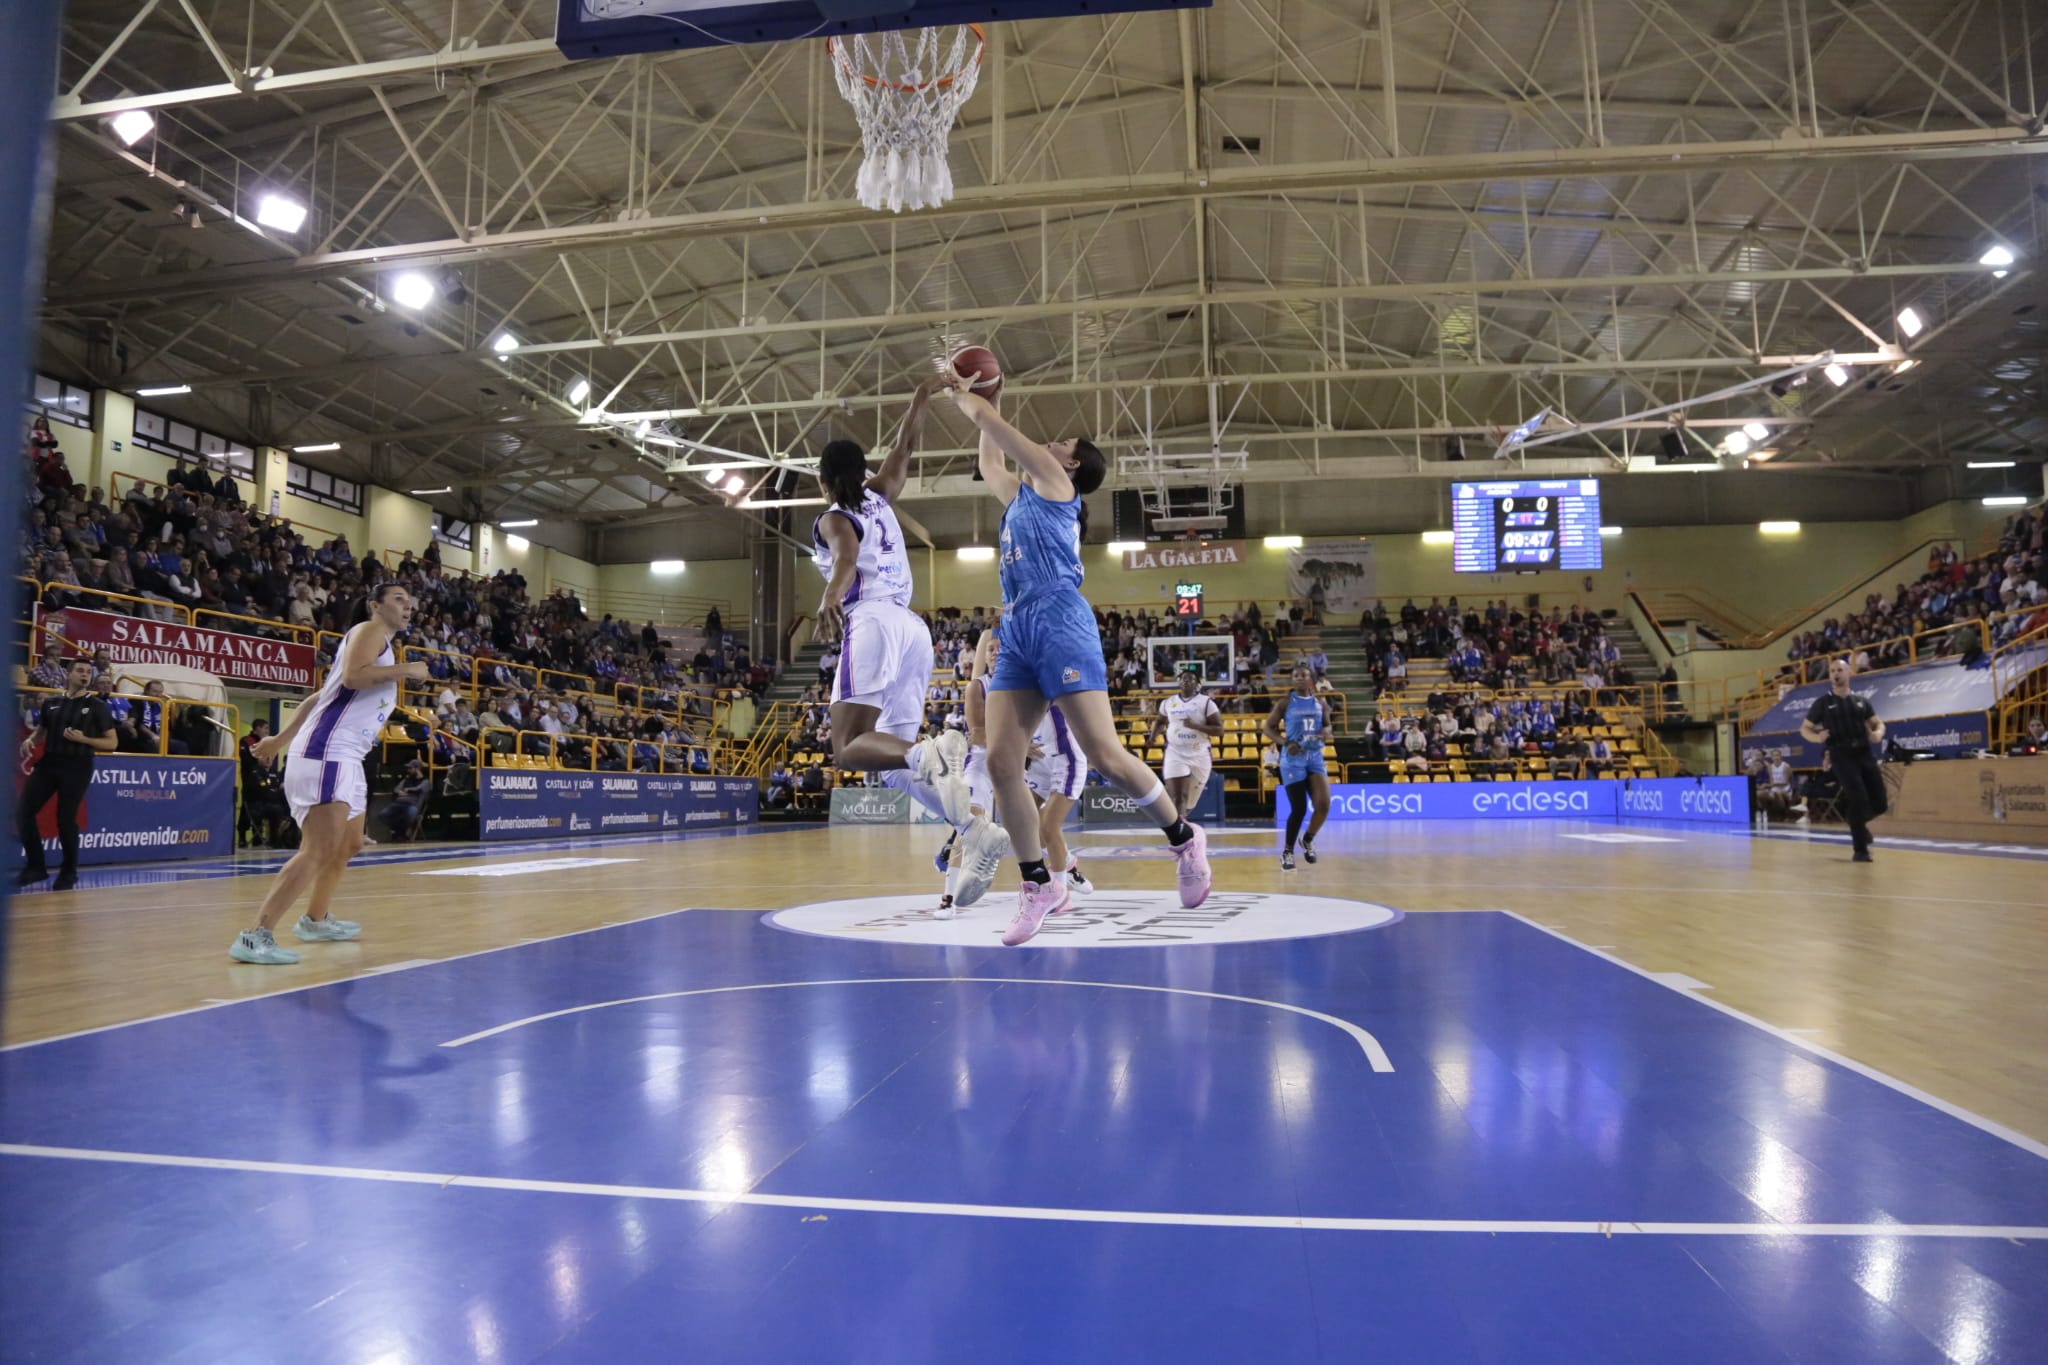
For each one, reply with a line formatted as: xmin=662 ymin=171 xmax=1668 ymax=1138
xmin=1991 ymin=622 xmax=2048 ymax=749
xmin=19 ymin=683 xmax=239 ymax=762
xmin=105 ymin=470 xmax=346 ymax=547
xmin=475 ymin=726 xmax=712 ymax=774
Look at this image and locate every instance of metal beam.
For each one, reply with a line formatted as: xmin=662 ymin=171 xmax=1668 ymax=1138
xmin=46 ymin=123 xmax=2045 ymax=311
xmin=52 ymin=38 xmax=563 ymax=119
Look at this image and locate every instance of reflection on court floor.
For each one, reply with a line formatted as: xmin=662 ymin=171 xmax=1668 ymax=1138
xmin=4 ymin=886 xmax=2043 ymax=1362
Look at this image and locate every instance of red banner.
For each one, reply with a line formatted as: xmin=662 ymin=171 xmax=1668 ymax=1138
xmin=54 ymin=607 xmax=318 ymax=688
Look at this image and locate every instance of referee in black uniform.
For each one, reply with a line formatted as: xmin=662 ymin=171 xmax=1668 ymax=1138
xmin=1799 ymin=655 xmax=1888 ymax=863
xmin=16 ymin=657 xmax=117 ymax=891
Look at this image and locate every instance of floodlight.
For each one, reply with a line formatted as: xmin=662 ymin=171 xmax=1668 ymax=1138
xmin=255 ymin=193 xmax=307 ymax=233
xmin=1896 ymin=306 xmax=1924 ymax=337
xmin=391 ymin=272 xmax=435 ymax=310
xmin=110 ymin=110 xmax=154 ymax=146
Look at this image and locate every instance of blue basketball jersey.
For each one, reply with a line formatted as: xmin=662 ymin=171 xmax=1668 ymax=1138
xmin=997 ymin=483 xmax=1084 ymax=606
xmin=1282 ymin=692 xmax=1325 ymax=747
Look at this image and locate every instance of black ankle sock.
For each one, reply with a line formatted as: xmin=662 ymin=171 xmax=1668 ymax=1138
xmin=1163 ymin=820 xmax=1193 ymax=847
xmin=1019 ymin=860 xmax=1052 ymax=884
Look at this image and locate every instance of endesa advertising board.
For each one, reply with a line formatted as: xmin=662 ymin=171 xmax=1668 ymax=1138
xmin=479 ymin=770 xmax=757 ymax=841
xmin=8 ymin=756 xmax=236 ymax=867
xmin=1283 ymin=776 xmax=1749 ymax=827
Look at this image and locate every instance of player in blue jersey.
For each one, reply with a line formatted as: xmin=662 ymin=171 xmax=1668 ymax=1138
xmin=1264 ymin=661 xmax=1331 ymax=870
xmin=946 ymin=376 xmax=1212 ymax=946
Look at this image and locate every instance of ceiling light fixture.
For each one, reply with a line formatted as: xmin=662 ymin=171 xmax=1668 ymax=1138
xmin=135 ymin=384 xmax=190 ymax=396
xmin=254 ymin=193 xmax=307 ymax=233
xmin=1421 ymin=530 xmax=1455 ymax=546
xmin=1966 ymin=460 xmax=2016 ymax=469
xmin=1741 ymin=421 xmax=1770 ymax=442
xmin=391 ymin=272 xmax=435 ymax=310
xmin=651 ymin=560 xmax=686 ymax=574
xmin=292 ymin=442 xmax=340 ymax=453
xmin=504 ymin=534 xmax=529 ymax=552
xmin=1724 ymin=431 xmax=1753 ymax=456
xmin=567 ymin=377 xmax=591 ymax=405
xmin=956 ymin=546 xmax=997 ymax=561
xmin=1824 ymin=363 xmax=1850 ymax=387
xmin=1979 ymin=244 xmax=2016 ymax=278
xmin=1896 ymin=306 xmax=1924 ymax=338
xmin=702 ymin=470 xmax=722 ymax=485
xmin=491 ymin=332 xmax=519 ymax=354
xmin=410 ymin=486 xmax=453 ymax=495
xmin=109 ymin=109 xmax=155 ymax=146
xmin=1105 ymin=542 xmax=1146 ymax=554
xmin=1982 ymin=495 xmax=2030 ymax=507
xmin=1599 ymin=526 xmax=1623 ymax=537
xmin=1759 ymin=521 xmax=1802 ymax=534
xmin=499 ymin=518 xmax=538 ymax=528
xmin=722 ymin=475 xmax=745 ymax=495
xmin=1263 ymin=535 xmax=1304 ymax=549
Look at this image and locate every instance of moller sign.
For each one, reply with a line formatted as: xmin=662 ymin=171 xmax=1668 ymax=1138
xmin=56 ymin=607 xmax=318 ymax=688
xmin=1120 ymin=540 xmax=1246 ymax=572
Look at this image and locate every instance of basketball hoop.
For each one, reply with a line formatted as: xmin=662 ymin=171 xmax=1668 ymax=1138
xmin=827 ymin=25 xmax=984 ymax=214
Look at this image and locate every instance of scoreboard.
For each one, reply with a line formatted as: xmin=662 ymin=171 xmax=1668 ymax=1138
xmin=1451 ymin=479 xmax=1603 ymax=573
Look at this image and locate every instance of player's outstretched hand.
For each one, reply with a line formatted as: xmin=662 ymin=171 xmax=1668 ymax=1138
xmin=816 ymin=595 xmax=844 ymax=645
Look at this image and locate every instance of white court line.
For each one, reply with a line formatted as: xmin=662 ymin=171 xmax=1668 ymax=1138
xmin=1500 ymin=911 xmax=2048 ymax=1162
xmin=1646 ymin=972 xmax=1713 ymax=991
xmin=439 ymin=978 xmax=1397 ymax=1072
xmin=0 ymin=910 xmax=695 ymax=1053
xmin=1 ymin=1143 xmax=2039 ymax=1239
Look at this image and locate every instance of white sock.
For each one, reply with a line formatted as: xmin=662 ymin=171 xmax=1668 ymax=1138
xmin=879 ymin=767 xmax=948 ymax=821
xmin=1132 ymin=779 xmax=1170 ymax=813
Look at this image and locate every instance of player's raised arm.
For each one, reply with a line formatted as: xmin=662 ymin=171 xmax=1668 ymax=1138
xmin=949 ymin=379 xmax=1067 ymax=502
xmin=870 ymin=374 xmax=943 ymax=504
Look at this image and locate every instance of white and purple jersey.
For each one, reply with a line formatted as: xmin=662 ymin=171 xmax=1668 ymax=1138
xmin=290 ymin=623 xmax=398 ymax=764
xmin=811 ymin=490 xmax=914 ymax=608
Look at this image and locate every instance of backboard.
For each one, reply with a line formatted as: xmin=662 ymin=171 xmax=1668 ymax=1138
xmin=557 ymin=0 xmax=1210 ymax=60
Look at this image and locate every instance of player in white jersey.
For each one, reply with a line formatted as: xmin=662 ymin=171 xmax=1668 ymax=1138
xmin=1151 ymin=665 xmax=1222 ymax=817
xmin=943 ymin=624 xmax=1091 ymax=911
xmin=812 ymin=376 xmax=983 ymax=840
xmin=230 ymin=582 xmax=428 ymax=964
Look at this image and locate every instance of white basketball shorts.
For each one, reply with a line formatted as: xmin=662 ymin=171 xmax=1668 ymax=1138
xmin=1163 ymin=744 xmax=1213 ymax=786
xmin=284 ymin=755 xmax=368 ymax=825
xmin=967 ymin=743 xmax=1086 ymax=804
xmin=830 ymin=601 xmax=935 ymax=742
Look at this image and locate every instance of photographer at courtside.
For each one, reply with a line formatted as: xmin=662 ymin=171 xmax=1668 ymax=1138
xmin=1798 ymin=656 xmax=1888 ymax=863
xmin=17 ymin=656 xmax=119 ymax=891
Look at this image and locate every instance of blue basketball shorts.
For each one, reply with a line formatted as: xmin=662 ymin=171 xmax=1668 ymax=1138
xmin=988 ymin=592 xmax=1107 ymax=699
xmin=1278 ymin=748 xmax=1327 ymax=787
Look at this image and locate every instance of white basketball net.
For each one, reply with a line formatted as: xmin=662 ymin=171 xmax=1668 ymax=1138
xmin=829 ymin=26 xmax=983 ymax=215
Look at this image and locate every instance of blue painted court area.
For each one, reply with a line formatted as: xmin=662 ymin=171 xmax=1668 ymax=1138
xmin=3 ymin=908 xmax=2044 ymax=1363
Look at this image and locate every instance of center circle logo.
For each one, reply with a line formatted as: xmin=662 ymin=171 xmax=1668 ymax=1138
xmin=766 ymin=891 xmax=1401 ymax=948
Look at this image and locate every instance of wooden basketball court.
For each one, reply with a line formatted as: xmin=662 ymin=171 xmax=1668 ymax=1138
xmin=6 ymin=820 xmax=2047 ymax=1360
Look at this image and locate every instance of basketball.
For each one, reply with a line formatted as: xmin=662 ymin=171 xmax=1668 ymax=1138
xmin=949 ymin=344 xmax=1003 ymax=398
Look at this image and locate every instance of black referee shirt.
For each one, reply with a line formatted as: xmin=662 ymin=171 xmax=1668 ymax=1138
xmin=36 ymin=694 xmax=115 ymax=766
xmin=1805 ymin=690 xmax=1876 ymax=754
